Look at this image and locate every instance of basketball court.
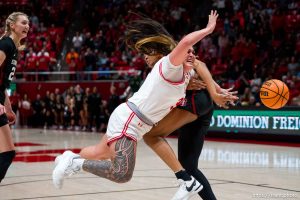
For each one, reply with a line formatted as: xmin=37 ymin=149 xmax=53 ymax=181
xmin=1 ymin=128 xmax=299 ymax=200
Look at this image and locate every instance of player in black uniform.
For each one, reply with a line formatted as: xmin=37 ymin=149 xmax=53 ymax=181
xmin=0 ymin=12 xmax=30 ymax=183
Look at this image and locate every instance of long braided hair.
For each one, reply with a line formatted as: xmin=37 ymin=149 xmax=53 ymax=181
xmin=124 ymin=13 xmax=176 ymax=56
xmin=1 ymin=12 xmax=28 ymax=51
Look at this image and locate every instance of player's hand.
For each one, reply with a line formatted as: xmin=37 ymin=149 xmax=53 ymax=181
xmin=6 ymin=110 xmax=16 ymax=125
xmin=187 ymin=77 xmax=207 ymax=90
xmin=218 ymin=87 xmax=238 ymax=106
xmin=206 ymin=10 xmax=219 ymax=34
xmin=0 ymin=104 xmax=6 ymax=115
xmin=212 ymin=93 xmax=239 ymax=109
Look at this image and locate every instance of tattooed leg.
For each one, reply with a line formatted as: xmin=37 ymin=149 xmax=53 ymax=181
xmin=82 ymin=136 xmax=137 ymax=183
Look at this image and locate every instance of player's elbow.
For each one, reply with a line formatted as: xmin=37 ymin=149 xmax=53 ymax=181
xmin=179 ymin=37 xmax=193 ymax=49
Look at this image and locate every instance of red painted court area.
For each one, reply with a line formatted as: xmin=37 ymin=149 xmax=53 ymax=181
xmin=13 ymin=142 xmax=81 ymax=162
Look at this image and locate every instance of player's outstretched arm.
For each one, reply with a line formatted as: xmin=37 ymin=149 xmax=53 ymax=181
xmin=169 ymin=10 xmax=218 ymax=66
xmin=193 ymin=59 xmax=238 ymax=108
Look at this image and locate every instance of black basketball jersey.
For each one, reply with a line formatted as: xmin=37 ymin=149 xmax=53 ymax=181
xmin=0 ymin=37 xmax=18 ymax=92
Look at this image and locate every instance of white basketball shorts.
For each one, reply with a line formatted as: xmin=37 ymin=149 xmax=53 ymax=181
xmin=106 ymin=103 xmax=153 ymax=144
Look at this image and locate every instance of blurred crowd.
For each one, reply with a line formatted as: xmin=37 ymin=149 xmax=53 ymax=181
xmin=64 ymin=0 xmax=300 ymax=106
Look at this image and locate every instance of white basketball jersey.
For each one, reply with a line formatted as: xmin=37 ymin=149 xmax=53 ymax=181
xmin=128 ymin=55 xmax=192 ymax=123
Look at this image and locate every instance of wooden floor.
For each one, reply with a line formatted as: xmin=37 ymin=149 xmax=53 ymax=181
xmin=1 ymin=128 xmax=299 ymax=200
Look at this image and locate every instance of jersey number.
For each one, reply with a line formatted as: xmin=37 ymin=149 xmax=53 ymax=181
xmin=8 ymin=66 xmax=16 ymax=81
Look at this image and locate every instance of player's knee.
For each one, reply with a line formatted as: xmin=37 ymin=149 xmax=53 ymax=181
xmin=115 ymin=170 xmax=133 ymax=183
xmin=143 ymin=134 xmax=153 ymax=146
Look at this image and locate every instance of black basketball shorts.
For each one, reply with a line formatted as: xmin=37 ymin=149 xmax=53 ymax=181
xmin=177 ymin=90 xmax=213 ymax=117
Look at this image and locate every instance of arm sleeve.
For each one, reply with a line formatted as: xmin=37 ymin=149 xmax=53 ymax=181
xmin=160 ymin=55 xmax=184 ymax=82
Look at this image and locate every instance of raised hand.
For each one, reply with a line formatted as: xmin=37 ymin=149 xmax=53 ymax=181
xmin=206 ymin=10 xmax=219 ymax=34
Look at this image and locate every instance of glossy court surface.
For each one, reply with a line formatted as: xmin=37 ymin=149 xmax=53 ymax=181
xmin=1 ymin=128 xmax=299 ymax=200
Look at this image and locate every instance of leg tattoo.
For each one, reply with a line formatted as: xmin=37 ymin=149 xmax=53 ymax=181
xmin=82 ymin=136 xmax=136 ymax=183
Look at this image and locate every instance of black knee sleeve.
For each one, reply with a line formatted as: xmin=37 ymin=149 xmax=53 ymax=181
xmin=0 ymin=150 xmax=16 ymax=182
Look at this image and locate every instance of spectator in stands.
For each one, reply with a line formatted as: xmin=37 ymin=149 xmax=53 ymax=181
xmin=19 ymin=93 xmax=32 ymax=127
xmin=36 ymin=48 xmax=50 ymax=80
xmin=73 ymin=84 xmax=83 ymax=130
xmin=87 ymin=86 xmax=102 ymax=132
xmin=72 ymin=32 xmax=83 ymax=52
xmin=31 ymin=94 xmax=44 ymax=127
xmin=240 ymin=87 xmax=254 ymax=106
xmin=9 ymin=91 xmax=20 ymax=116
xmin=80 ymin=87 xmax=90 ymax=131
xmin=84 ymin=48 xmax=96 ymax=80
xmin=107 ymin=85 xmax=120 ymax=114
xmin=24 ymin=47 xmax=37 ymax=81
xmin=83 ymin=32 xmax=94 ymax=49
xmin=99 ymin=99 xmax=109 ymax=133
xmin=217 ymin=30 xmax=229 ymax=58
xmin=68 ymin=58 xmax=77 ymax=81
xmin=44 ymin=92 xmax=56 ymax=129
xmin=288 ymin=56 xmax=299 ymax=76
xmin=291 ymin=94 xmax=300 ymax=106
xmin=63 ymin=96 xmax=75 ymax=130
xmin=54 ymin=94 xmax=64 ymax=130
xmin=30 ymin=13 xmax=39 ymax=31
xmin=120 ymin=70 xmax=143 ymax=101
xmin=65 ymin=48 xmax=79 ymax=65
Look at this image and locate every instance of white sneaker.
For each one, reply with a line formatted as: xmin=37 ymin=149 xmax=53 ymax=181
xmin=171 ymin=176 xmax=203 ymax=200
xmin=54 ymin=154 xmax=62 ymax=166
xmin=52 ymin=150 xmax=81 ymax=189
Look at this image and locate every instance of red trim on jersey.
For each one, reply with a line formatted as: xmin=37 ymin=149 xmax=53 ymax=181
xmin=107 ymin=134 xmax=137 ymax=146
xmin=121 ymin=112 xmax=135 ymax=134
xmin=107 ymin=112 xmax=137 ymax=145
xmin=159 ymin=62 xmax=184 ymax=85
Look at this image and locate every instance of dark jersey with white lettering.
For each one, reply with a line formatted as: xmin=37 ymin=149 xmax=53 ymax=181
xmin=0 ymin=37 xmax=18 ymax=93
xmin=0 ymin=37 xmax=17 ymax=125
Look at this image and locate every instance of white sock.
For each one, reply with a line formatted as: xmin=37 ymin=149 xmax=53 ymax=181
xmin=73 ymin=158 xmax=85 ymax=171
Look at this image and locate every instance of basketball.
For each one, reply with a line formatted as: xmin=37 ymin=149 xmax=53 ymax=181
xmin=260 ymin=79 xmax=289 ymax=109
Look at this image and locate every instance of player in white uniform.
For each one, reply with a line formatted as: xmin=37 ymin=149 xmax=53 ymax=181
xmin=52 ymin=10 xmax=231 ymax=199
xmin=107 ymin=55 xmax=188 ymax=143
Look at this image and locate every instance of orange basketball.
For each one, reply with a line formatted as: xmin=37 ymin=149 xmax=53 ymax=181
xmin=260 ymin=79 xmax=289 ymax=109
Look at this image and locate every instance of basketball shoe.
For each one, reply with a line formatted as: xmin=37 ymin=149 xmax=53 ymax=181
xmin=171 ymin=176 xmax=203 ymax=200
xmin=52 ymin=150 xmax=82 ymax=189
